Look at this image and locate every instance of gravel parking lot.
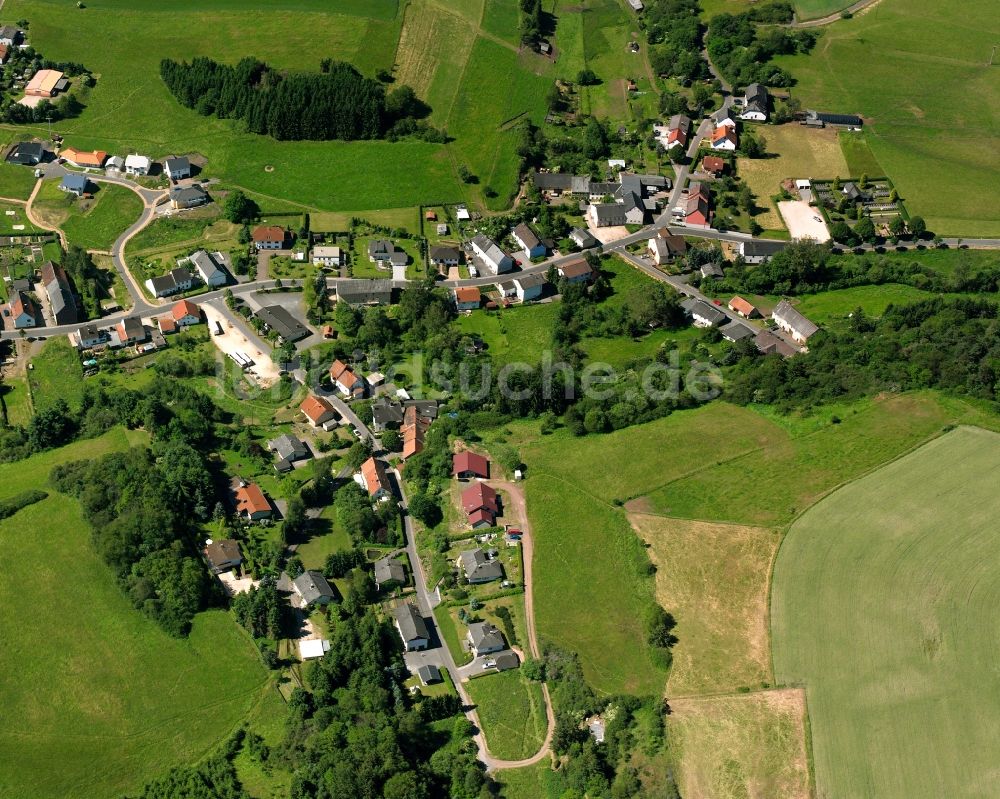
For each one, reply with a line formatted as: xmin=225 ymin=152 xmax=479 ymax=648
xmin=778 ymin=200 xmax=831 ymax=243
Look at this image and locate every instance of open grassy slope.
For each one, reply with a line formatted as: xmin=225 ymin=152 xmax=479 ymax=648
xmin=772 ymin=426 xmax=1000 ymax=799
xmin=0 ymin=429 xmax=269 ymax=799
xmin=775 ymin=0 xmax=1000 ymax=236
xmin=3 ymin=0 xmax=552 ymax=212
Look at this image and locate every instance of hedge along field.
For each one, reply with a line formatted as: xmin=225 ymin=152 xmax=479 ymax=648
xmin=2 ymin=0 xmax=469 ymax=211
xmin=0 ymin=428 xmax=269 ymax=799
xmin=772 ymin=426 xmax=1000 ymax=799
xmin=773 ymin=0 xmax=1000 ymax=236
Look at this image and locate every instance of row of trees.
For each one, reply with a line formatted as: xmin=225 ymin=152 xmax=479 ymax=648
xmin=712 ymin=241 xmax=1000 ymax=296
xmin=160 ymin=57 xmax=435 ymax=142
xmin=727 ymin=297 xmax=1000 ymax=409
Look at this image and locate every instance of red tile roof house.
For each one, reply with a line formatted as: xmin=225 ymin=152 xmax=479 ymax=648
xmin=235 ymin=483 xmax=272 ymax=521
xmin=300 ymin=394 xmax=338 ymax=429
xmin=461 ymin=482 xmax=500 ymax=528
xmin=728 ymin=296 xmax=760 ymax=319
xmin=329 ymin=359 xmax=365 ymax=399
xmin=453 ymin=451 xmax=490 ymax=480
xmin=172 ymin=299 xmax=201 ymax=326
xmin=251 ymin=225 xmax=287 ymax=250
xmin=359 ymin=456 xmax=392 ymax=502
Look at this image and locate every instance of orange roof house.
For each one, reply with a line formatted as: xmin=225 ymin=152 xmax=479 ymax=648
xmin=251 ymin=225 xmax=287 ymax=249
xmin=171 ymin=299 xmax=201 ymax=325
xmin=60 ymin=146 xmax=107 ymax=168
xmin=235 ymin=483 xmax=272 ymax=520
xmin=300 ymin=394 xmax=337 ymax=427
xmin=360 ymin=457 xmax=391 ymax=501
xmin=728 ymin=296 xmax=760 ymax=319
xmin=25 ymin=68 xmax=64 ymax=98
xmin=461 ymin=482 xmax=499 ymax=516
xmin=157 ymin=316 xmax=178 ymax=335
xmin=401 ymin=405 xmax=431 ymax=460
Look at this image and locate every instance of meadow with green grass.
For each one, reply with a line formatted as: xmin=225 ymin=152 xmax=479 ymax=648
xmin=466 ymin=670 xmax=547 ymax=760
xmin=775 ymin=0 xmax=1000 ymax=236
xmin=27 ymin=337 xmax=85 ymax=412
xmin=0 ymin=428 xmax=269 ymax=799
xmin=31 ymin=179 xmax=143 ymax=251
xmin=0 ymin=0 xmax=553 ymax=213
xmin=772 ymin=426 xmax=1000 ymax=799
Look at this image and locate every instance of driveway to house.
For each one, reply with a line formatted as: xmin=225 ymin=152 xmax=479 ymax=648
xmin=392 ymin=469 xmax=554 ymax=771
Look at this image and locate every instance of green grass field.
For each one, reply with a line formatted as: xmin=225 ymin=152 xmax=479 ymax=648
xmin=28 ymin=337 xmax=85 ymax=412
xmin=772 ymin=426 xmax=1000 ymax=799
xmin=0 ymin=374 xmax=33 ymax=425
xmin=0 ymin=201 xmax=40 ymax=235
xmin=466 ymin=670 xmax=547 ymax=760
xmin=0 ymin=161 xmax=39 ymax=201
xmin=31 ymin=179 xmax=143 ymax=251
xmin=774 ymin=0 xmax=1000 ymax=236
xmin=0 ymin=428 xmax=269 ymax=799
xmin=789 ymin=283 xmax=936 ymax=324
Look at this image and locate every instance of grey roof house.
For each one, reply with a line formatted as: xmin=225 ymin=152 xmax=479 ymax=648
xmin=337 ymin=279 xmax=393 ymax=306
xmin=459 ymin=548 xmax=504 ymax=584
xmin=466 ymin=621 xmax=506 ymax=656
xmin=256 ymin=305 xmax=309 ymax=342
xmin=293 ymin=570 xmax=336 ymax=607
xmin=394 ymin=602 xmax=430 ymax=651
xmin=268 ymin=433 xmax=310 ymax=471
xmin=772 ymin=300 xmax=819 ymax=344
xmin=374 ymin=555 xmax=406 ymax=589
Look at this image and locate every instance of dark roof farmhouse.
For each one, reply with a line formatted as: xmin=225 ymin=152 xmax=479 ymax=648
xmin=255 ymin=305 xmax=309 ymax=342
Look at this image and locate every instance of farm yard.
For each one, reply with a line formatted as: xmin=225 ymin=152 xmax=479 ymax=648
xmin=0 ymin=428 xmax=269 ymax=799
xmin=774 ymin=0 xmax=1000 ymax=236
xmin=772 ymin=426 xmax=1000 ymax=799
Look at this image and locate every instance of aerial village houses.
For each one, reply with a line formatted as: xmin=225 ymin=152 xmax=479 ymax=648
xmin=701 ymin=155 xmax=726 ymax=177
xmin=374 ymin=555 xmax=406 ymax=590
xmin=675 ymin=182 xmax=712 ymax=229
xmin=1 ymin=290 xmax=38 ymax=329
xmin=569 ymin=228 xmax=598 ymax=249
xmin=728 ymin=296 xmax=760 ymax=319
xmin=430 ymin=245 xmax=461 ymax=272
xmin=164 ymin=156 xmax=191 ymax=180
xmin=204 ymin=539 xmax=243 ymax=574
xmin=462 ymin=482 xmax=500 ymax=529
xmin=59 ymin=173 xmax=89 ymax=198
xmin=513 ymin=274 xmax=545 ymax=302
xmin=75 ymin=322 xmax=106 ymax=349
xmin=25 ymin=69 xmax=68 ymax=98
xmin=170 ymin=184 xmax=209 ymax=210
xmin=0 ymin=25 xmax=22 ymax=47
xmin=234 ymin=482 xmax=272 ymax=522
xmin=647 ymin=230 xmax=687 ymax=265
xmin=394 ymin=602 xmax=430 ymax=651
xmin=368 ymin=239 xmax=407 ymax=268
xmin=311 ymin=246 xmax=342 ymax=267
xmin=337 ymin=279 xmax=393 ymax=305
xmin=300 ymin=394 xmax=338 ymax=430
xmin=145 ymin=266 xmax=193 ymax=298
xmin=60 ymin=147 xmax=106 ymax=168
xmin=772 ymin=300 xmax=819 ymax=344
xmin=171 ymin=299 xmax=201 ymax=326
xmin=256 ymin=305 xmax=309 ymax=343
xmin=252 ymin=226 xmax=287 ymax=250
xmin=7 ymin=141 xmax=43 ymax=165
xmin=711 ymin=124 xmax=738 ymax=151
xmin=720 ymin=320 xmax=756 ymax=342
xmin=467 ymin=621 xmax=506 ymax=656
xmin=329 ymin=359 xmax=365 ymax=398
xmin=402 ymin=404 xmax=431 ymax=460
xmin=268 ymin=433 xmax=310 ymax=471
xmin=658 ymin=114 xmax=690 ymax=151
xmin=740 ymin=83 xmax=770 ymax=121
xmin=115 ymin=316 xmax=147 ymax=346
xmin=557 ymin=258 xmax=594 ymax=284
xmin=681 ymin=297 xmax=727 ymax=328
xmin=739 ymin=240 xmax=784 ymax=264
xmin=183 ymin=250 xmax=228 ymax=287
xmin=453 ymin=286 xmax=481 ymax=311
xmin=41 ymin=261 xmax=78 ymax=325
xmin=124 ymin=154 xmax=151 ymax=176
xmin=454 ymin=451 xmax=489 ymax=479
xmin=470 ymin=234 xmax=513 ymax=275
xmin=459 ymin=547 xmax=504 ymax=583
xmin=293 ymin=570 xmax=336 ymax=608
xmin=755 ymin=329 xmax=798 ymax=357
xmin=512 ymin=223 xmax=545 ymax=259
xmin=358 ymin=457 xmax=392 ymax=503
